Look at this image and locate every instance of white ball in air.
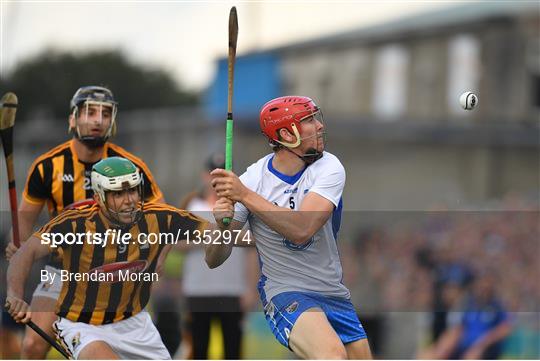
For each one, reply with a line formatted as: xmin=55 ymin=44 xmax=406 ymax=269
xmin=460 ymin=91 xmax=478 ymax=110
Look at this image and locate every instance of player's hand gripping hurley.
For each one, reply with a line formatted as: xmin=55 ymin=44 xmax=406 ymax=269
xmin=2 ymin=93 xmax=72 ymax=359
xmin=224 ymin=6 xmax=238 ymax=226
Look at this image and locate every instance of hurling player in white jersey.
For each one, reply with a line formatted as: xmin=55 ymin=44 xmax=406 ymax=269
xmin=207 ymin=96 xmax=372 ymax=359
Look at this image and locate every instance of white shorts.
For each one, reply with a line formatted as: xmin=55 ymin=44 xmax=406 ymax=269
xmin=32 ymin=265 xmax=62 ymax=300
xmin=53 ymin=311 xmax=170 ymax=359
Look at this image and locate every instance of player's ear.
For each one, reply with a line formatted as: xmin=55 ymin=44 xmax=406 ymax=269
xmin=68 ymin=114 xmax=76 ymax=130
xmin=278 ymin=128 xmax=295 ymax=143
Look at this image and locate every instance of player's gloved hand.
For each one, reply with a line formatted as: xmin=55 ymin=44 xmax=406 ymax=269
xmin=210 ymin=169 xmax=248 ymax=202
xmin=5 ymin=295 xmax=32 ymax=324
xmin=213 ymin=196 xmax=234 ymax=228
xmin=5 ymin=240 xmax=18 ymax=261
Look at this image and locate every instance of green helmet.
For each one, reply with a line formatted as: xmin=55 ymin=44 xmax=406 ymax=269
xmin=91 ymin=157 xmax=143 ymax=225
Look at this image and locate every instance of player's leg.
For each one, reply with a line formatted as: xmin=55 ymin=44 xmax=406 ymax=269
xmin=218 ymin=298 xmax=243 ymax=359
xmin=111 ymin=312 xmax=171 ymax=359
xmin=191 ymin=310 xmax=212 ymax=359
xmin=187 ymin=296 xmax=212 ymax=359
xmin=263 ymin=292 xmax=370 ymax=359
xmin=54 ymin=317 xmax=119 ymax=359
xmin=21 ymin=297 xmax=57 ymax=359
xmin=289 ymin=308 xmax=347 ymax=359
xmin=77 ymin=341 xmax=120 ymax=359
xmin=262 ymin=292 xmax=346 ymax=359
xmin=321 ymin=296 xmax=371 ymax=359
xmin=345 ymin=338 xmax=372 ymax=359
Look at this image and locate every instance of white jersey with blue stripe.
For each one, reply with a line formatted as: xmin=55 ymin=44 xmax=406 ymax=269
xmin=233 ymin=151 xmax=350 ymax=303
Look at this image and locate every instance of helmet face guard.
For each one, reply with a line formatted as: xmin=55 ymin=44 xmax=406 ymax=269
xmin=70 ymin=86 xmax=118 ymax=148
xmin=91 ymin=157 xmax=144 ymax=227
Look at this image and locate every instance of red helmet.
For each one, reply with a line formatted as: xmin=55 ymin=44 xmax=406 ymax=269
xmin=259 ymin=96 xmax=320 ymax=148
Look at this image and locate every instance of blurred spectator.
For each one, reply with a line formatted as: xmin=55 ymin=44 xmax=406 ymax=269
xmin=421 ymin=272 xmax=513 ymax=359
xmin=151 ymin=254 xmax=184 ymax=357
xmin=179 ymin=153 xmax=259 ymax=359
xmin=417 ymin=239 xmax=474 ymax=342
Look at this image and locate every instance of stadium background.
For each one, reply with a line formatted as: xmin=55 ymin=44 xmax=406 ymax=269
xmin=1 ymin=2 xmax=538 ymax=359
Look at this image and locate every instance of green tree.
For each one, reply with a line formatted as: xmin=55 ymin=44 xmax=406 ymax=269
xmin=1 ymin=49 xmax=198 ymax=121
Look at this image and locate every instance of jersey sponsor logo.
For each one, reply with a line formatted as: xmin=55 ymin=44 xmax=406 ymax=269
xmin=284 ymin=187 xmax=298 ymax=194
xmin=303 ymin=189 xmax=309 ymax=194
xmin=59 ymin=174 xmax=74 ymax=182
xmin=282 ymin=237 xmax=315 ymax=251
xmin=265 ymin=301 xmax=275 ymax=319
xmin=88 ymin=260 xmax=148 ymax=283
xmin=285 ymin=301 xmax=299 ymax=314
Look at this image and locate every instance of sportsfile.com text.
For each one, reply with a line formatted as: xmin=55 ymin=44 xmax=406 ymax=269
xmin=40 ymin=229 xmax=251 ymax=248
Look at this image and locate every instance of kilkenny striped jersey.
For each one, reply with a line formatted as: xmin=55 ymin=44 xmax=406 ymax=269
xmin=34 ymin=202 xmax=206 ymax=325
xmin=23 ymin=139 xmax=163 ymax=217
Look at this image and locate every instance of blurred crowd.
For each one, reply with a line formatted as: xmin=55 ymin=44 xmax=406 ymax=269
xmin=343 ymin=192 xmax=539 ymax=358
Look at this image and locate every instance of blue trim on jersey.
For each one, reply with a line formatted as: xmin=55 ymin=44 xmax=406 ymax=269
xmin=331 ymin=197 xmax=346 ymax=285
xmin=262 ymin=291 xmax=367 ymax=349
xmin=256 ymin=250 xmax=270 ymax=307
xmin=258 ymin=274 xmax=269 ymax=306
xmin=332 ymin=198 xmax=343 ymax=240
xmin=268 ymin=155 xmax=306 ymax=185
xmin=282 ymin=236 xmax=315 ymax=251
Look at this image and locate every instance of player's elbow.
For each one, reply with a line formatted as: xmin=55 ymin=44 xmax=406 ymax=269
xmin=288 ymin=229 xmax=314 ymax=245
xmin=205 ymin=253 xmax=220 ymax=269
xmin=205 ymin=256 xmax=222 ymax=269
xmin=205 ymin=246 xmax=230 ymax=269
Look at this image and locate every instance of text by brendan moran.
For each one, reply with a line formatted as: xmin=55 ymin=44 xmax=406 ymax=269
xmin=41 ymin=269 xmax=159 ymax=284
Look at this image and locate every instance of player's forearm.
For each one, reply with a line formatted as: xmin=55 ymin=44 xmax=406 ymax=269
xmin=205 ymin=242 xmax=233 ymax=268
xmin=17 ymin=210 xmax=40 ymax=243
xmin=7 ymin=247 xmax=35 ymax=298
xmin=7 ymin=236 xmax=50 ymax=298
xmin=241 ymin=190 xmax=316 ymax=244
xmin=204 ymin=222 xmax=239 ymax=267
xmin=18 ymin=200 xmax=43 ymax=243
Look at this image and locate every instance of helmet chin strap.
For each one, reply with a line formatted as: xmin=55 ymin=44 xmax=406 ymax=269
xmin=284 ymin=132 xmax=325 ymax=166
xmin=77 ymin=134 xmax=107 ymax=148
xmin=100 ymin=186 xmax=145 ymax=229
xmin=285 ymin=147 xmax=323 ymax=165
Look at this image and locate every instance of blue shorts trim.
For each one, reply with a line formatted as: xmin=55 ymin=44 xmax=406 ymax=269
xmin=261 ymin=291 xmax=367 ymax=349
